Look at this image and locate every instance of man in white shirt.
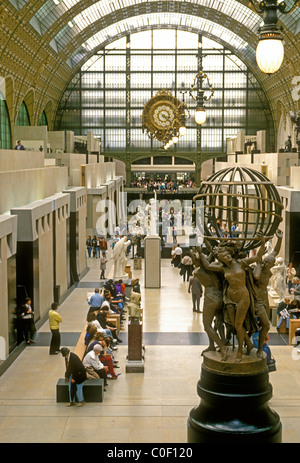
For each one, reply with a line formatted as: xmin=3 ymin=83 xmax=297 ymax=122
xmin=173 ymin=244 xmax=183 ymax=267
xmin=83 ymin=345 xmax=108 ymax=387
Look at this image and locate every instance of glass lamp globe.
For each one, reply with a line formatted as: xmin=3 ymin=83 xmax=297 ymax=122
xmin=179 ymin=125 xmax=187 ymax=137
xmin=195 ymin=107 xmax=207 ymax=125
xmin=169 ymin=139 xmax=174 ymax=146
xmin=256 ymin=35 xmax=284 ymax=74
xmin=172 ymin=135 xmax=179 ymax=144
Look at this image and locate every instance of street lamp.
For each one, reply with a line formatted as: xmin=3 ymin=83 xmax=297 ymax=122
xmin=249 ymin=0 xmax=300 ymax=74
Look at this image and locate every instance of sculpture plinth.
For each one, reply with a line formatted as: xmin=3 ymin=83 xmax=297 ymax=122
xmin=126 ymin=321 xmax=144 ymax=373
xmin=187 ymin=351 xmax=282 ymax=443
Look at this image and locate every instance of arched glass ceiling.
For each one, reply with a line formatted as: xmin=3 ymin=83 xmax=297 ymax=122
xmin=27 ymin=0 xmax=300 ymax=38
xmin=67 ymin=13 xmax=254 ymax=68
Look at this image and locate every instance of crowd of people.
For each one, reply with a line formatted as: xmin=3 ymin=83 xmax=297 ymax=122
xmin=60 ymin=278 xmax=132 ymax=406
xmin=86 ymin=235 xmax=108 ymax=259
xmin=129 ymin=178 xmax=196 ymax=192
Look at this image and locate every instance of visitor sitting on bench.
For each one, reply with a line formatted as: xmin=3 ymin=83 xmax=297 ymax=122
xmin=103 ymin=289 xmax=125 ymax=319
xmin=82 ymin=344 xmax=108 ymax=389
xmin=277 ymin=297 xmax=294 ymax=332
xmin=87 ymin=311 xmax=112 ymax=337
xmin=84 ymin=324 xmax=98 ymax=347
xmin=84 ymin=332 xmax=120 ymax=379
xmin=97 ymin=306 xmax=123 ymax=345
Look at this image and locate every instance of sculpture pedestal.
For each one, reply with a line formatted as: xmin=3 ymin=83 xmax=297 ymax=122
xmin=144 ymin=235 xmax=161 ymax=288
xmin=126 ymin=321 xmax=144 ymax=373
xmin=187 ymin=351 xmax=282 ymax=443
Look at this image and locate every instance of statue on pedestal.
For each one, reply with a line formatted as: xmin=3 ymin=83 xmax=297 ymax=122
xmin=284 ymin=135 xmax=292 ymax=152
xmin=127 ymin=291 xmax=142 ymax=324
xmin=113 ymin=236 xmax=131 ymax=280
xmin=270 ymin=256 xmax=286 ymax=301
xmin=187 ymin=167 xmax=284 ymax=443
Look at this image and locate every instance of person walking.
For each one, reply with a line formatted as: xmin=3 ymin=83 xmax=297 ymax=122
xmin=86 ymin=235 xmax=92 ymax=258
xmin=188 ymin=275 xmax=203 ymax=312
xmin=181 ymin=253 xmax=194 ymax=282
xmin=60 ymin=347 xmax=87 ymax=407
xmin=100 ymin=252 xmax=108 ymax=279
xmin=173 ymin=244 xmax=182 ymax=268
xmin=48 ymin=302 xmax=62 ymax=355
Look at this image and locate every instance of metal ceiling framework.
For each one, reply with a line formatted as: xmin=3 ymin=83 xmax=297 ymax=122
xmin=1 ymin=0 xmax=300 ymax=131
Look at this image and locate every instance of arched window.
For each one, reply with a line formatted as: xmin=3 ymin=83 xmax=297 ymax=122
xmin=0 ymin=97 xmax=12 ymax=149
xmin=39 ymin=110 xmax=48 ymax=127
xmin=55 ymin=30 xmax=272 ymax=154
xmin=16 ymin=101 xmax=30 ymax=126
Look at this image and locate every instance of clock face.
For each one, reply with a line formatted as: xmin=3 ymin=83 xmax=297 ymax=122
xmin=142 ymin=90 xmax=184 ymax=142
xmin=151 ymin=103 xmax=175 ymax=129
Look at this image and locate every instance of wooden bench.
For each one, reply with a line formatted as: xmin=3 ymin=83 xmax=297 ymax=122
xmin=73 ymin=322 xmax=88 ymax=360
xmin=289 ymin=319 xmax=300 ymax=345
xmin=107 ymin=313 xmax=121 ymax=332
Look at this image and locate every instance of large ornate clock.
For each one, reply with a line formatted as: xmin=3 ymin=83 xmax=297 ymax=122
xmin=142 ymin=89 xmax=185 ymax=142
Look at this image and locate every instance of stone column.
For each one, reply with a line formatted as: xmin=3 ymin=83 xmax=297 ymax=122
xmin=0 ymin=215 xmax=17 ymax=359
xmin=63 ymin=187 xmax=88 ymax=284
xmin=257 ymin=130 xmax=266 ymax=153
xmin=11 ymin=199 xmax=54 ymax=322
xmin=144 ymin=235 xmax=161 ymax=288
xmin=48 ymin=192 xmax=70 ymax=302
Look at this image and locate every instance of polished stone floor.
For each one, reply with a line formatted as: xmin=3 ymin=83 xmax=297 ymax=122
xmin=0 ymin=248 xmax=299 ymax=444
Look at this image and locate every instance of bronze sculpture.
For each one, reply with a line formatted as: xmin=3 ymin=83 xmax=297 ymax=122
xmin=191 ymin=166 xmax=284 ymax=364
xmin=188 ymin=167 xmax=284 ymax=442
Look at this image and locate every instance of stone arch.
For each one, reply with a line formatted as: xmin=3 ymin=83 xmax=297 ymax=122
xmin=4 ymin=76 xmax=14 ymax=145
xmin=276 ymin=100 xmax=295 ymax=151
xmin=22 ymin=89 xmax=35 ymax=126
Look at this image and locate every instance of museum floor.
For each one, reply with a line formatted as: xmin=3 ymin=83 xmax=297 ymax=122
xmin=0 ymin=250 xmax=299 ymax=444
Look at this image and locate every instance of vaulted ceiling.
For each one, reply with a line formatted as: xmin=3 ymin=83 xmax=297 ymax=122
xmin=1 ymin=0 xmax=300 ymax=136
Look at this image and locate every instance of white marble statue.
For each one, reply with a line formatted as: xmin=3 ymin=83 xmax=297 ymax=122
xmin=113 ymin=235 xmax=131 ymax=280
xmin=270 ymin=256 xmax=286 ymax=301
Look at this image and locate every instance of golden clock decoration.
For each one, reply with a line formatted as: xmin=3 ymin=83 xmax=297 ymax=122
xmin=142 ymin=90 xmax=185 ymax=142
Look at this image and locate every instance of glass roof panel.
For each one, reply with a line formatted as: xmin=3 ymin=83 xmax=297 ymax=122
xmin=7 ymin=0 xmax=28 ymax=10
xmin=21 ymin=0 xmax=300 ymax=39
xmin=69 ymin=13 xmax=254 ymax=68
xmin=35 ymin=0 xmax=262 ymax=38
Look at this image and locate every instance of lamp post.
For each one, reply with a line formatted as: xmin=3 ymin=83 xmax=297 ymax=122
xmin=189 ymin=38 xmax=214 ymax=186
xmin=189 ymin=50 xmax=214 ymax=126
xmin=178 ymin=90 xmax=188 ymax=137
xmin=249 ymin=0 xmax=300 ymax=74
